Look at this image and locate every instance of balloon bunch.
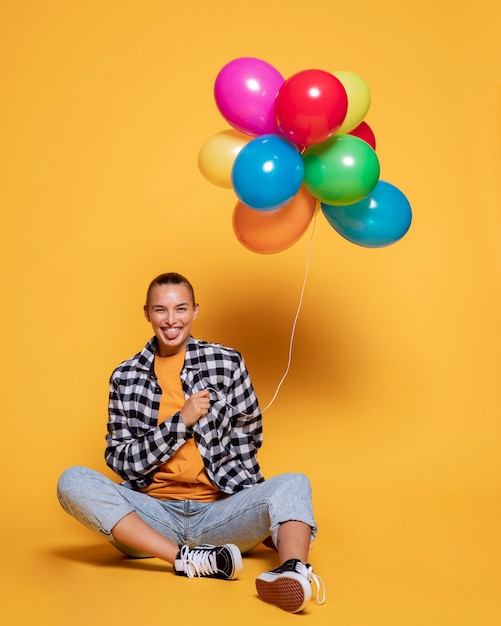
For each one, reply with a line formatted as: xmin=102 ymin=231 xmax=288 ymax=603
xmin=198 ymin=57 xmax=412 ymax=253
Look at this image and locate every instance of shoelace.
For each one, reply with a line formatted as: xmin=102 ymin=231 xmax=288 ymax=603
xmin=179 ymin=545 xmax=218 ymax=578
xmin=298 ymin=562 xmax=327 ymax=605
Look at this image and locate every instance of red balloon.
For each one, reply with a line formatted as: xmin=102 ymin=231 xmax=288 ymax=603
xmin=348 ymin=121 xmax=376 ymax=150
xmin=275 ymin=69 xmax=348 ymax=147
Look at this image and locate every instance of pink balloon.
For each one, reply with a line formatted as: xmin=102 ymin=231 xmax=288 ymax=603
xmin=214 ymin=57 xmax=284 ymax=136
xmin=348 ymin=121 xmax=376 ymax=150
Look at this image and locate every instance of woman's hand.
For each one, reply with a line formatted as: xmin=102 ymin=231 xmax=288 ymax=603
xmin=180 ymin=389 xmax=211 ymax=427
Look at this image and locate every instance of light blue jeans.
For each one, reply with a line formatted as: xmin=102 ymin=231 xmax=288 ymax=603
xmin=57 ymin=466 xmax=317 ymax=557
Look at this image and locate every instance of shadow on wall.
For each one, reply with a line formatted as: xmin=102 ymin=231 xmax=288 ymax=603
xmin=198 ymin=278 xmax=372 ymax=411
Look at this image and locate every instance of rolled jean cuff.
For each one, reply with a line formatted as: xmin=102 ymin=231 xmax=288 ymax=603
xmin=101 ymin=501 xmax=136 ymax=536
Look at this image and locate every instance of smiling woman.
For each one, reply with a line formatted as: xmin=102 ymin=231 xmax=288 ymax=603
xmin=57 ymin=270 xmax=325 ymax=613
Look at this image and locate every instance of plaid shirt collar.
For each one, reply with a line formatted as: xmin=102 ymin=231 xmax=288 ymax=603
xmin=136 ymin=336 xmax=204 ymax=373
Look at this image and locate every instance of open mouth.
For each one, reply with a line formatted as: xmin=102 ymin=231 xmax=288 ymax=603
xmin=162 ymin=327 xmax=182 ymax=340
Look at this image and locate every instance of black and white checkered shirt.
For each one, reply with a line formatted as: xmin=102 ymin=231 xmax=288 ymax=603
xmin=105 ymin=336 xmax=264 ymax=494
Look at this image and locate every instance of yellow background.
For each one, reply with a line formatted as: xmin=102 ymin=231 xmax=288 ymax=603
xmin=1 ymin=1 xmax=500 ymax=624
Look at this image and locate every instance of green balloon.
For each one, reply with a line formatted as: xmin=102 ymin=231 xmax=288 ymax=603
xmin=303 ymin=134 xmax=380 ymax=205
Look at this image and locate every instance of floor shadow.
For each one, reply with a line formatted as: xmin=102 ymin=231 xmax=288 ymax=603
xmin=47 ymin=543 xmax=170 ymax=572
xmin=46 ymin=541 xmax=276 ymax=572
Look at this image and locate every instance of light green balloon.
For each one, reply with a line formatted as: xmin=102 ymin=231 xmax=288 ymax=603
xmin=333 ymin=71 xmax=371 ymax=134
xmin=303 ymin=134 xmax=380 ymax=206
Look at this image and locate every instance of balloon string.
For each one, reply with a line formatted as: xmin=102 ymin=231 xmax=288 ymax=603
xmin=205 ymin=209 xmax=317 ymax=415
xmin=260 ymin=208 xmax=317 ymax=413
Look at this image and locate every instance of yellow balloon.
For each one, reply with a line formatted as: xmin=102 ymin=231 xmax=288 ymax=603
xmin=333 ymin=71 xmax=371 ymax=134
xmin=198 ymin=129 xmax=250 ymax=188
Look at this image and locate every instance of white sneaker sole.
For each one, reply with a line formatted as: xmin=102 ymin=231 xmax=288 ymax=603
xmin=256 ymin=572 xmax=312 ymax=612
xmin=226 ymin=543 xmax=243 ymax=579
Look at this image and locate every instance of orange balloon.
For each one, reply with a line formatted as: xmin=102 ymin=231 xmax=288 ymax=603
xmin=233 ymin=185 xmax=317 ymax=254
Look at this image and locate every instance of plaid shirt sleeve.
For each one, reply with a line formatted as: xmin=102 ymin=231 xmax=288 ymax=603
xmin=105 ymin=371 xmax=193 ymax=486
xmin=104 ymin=341 xmax=195 ymax=487
xmin=189 ymin=341 xmax=265 ymax=493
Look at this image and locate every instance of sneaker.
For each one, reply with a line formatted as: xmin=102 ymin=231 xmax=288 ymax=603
xmin=255 ymin=558 xmax=326 ymax=613
xmin=174 ymin=543 xmax=242 ymax=580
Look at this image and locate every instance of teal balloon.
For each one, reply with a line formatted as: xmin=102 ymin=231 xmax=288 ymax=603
xmin=321 ymin=180 xmax=412 ymax=248
xmin=303 ymin=134 xmax=380 ymax=205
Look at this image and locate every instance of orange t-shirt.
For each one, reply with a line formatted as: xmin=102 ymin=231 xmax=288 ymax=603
xmin=141 ymin=350 xmax=220 ymax=502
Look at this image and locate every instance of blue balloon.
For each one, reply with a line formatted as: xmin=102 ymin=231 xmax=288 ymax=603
xmin=321 ymin=180 xmax=412 ymax=248
xmin=231 ymin=134 xmax=304 ymax=211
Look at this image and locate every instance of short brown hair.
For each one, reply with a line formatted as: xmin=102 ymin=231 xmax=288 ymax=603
xmin=146 ymin=272 xmax=195 ymax=306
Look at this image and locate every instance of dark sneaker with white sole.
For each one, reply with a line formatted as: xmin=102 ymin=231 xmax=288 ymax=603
xmin=174 ymin=543 xmax=242 ymax=580
xmin=255 ymin=558 xmax=326 ymax=612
